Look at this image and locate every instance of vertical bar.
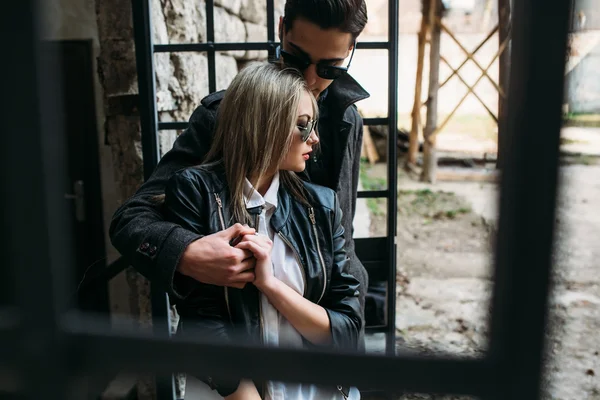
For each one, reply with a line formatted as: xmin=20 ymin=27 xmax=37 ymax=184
xmin=131 ymin=1 xmax=175 ymax=399
xmin=132 ymin=0 xmax=160 ymax=178
xmin=3 ymin=2 xmax=70 ymax=398
xmin=488 ymin=1 xmax=571 ymax=399
xmin=496 ymin=0 xmax=511 ymax=169
xmin=266 ymin=0 xmax=276 ymax=57
xmin=386 ymin=0 xmax=399 ymax=357
xmin=206 ymin=0 xmax=217 ymax=93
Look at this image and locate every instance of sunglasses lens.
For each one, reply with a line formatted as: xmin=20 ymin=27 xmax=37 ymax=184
xmin=302 ymin=131 xmax=311 ymax=142
xmin=316 ymin=65 xmax=346 ymax=80
xmin=299 ymin=120 xmax=316 ymax=142
xmin=281 ymin=51 xmax=309 ymax=71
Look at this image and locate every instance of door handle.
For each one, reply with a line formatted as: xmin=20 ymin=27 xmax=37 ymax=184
xmin=65 ymin=180 xmax=86 ymax=222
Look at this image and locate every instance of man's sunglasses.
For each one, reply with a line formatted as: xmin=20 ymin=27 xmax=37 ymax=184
xmin=277 ymin=43 xmax=356 ymax=80
xmin=297 ymin=119 xmax=318 ymax=142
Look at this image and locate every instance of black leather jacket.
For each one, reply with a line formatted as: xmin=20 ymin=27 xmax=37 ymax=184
xmin=163 ymin=163 xmax=362 ymax=396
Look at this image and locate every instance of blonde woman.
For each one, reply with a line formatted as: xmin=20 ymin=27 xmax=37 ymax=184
xmin=163 ymin=62 xmax=361 ymax=400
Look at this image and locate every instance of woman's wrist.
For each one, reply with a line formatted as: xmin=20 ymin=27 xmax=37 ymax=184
xmin=254 ymin=276 xmax=279 ymax=294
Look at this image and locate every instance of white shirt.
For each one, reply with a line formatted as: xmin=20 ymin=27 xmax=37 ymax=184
xmin=243 ymin=174 xmax=358 ymax=400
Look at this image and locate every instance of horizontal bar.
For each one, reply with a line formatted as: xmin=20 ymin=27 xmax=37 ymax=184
xmin=357 ymin=190 xmax=388 ymax=199
xmin=154 ymin=42 xmax=274 ymax=53
xmin=363 ymin=117 xmax=388 ymax=126
xmin=64 ymin=319 xmax=494 ymax=396
xmin=153 ymin=41 xmax=388 ymax=54
xmin=161 ymin=119 xmax=390 ymax=132
xmin=356 ymin=41 xmax=389 ymax=50
xmin=158 ymin=121 xmax=188 ymax=130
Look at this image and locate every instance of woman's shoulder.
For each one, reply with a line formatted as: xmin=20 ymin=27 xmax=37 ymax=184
xmin=171 ymin=162 xmax=226 ymax=191
xmin=300 ymin=181 xmax=337 ymax=212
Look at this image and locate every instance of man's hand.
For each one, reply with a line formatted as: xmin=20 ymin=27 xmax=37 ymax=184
xmin=176 ymin=223 xmax=257 ymax=288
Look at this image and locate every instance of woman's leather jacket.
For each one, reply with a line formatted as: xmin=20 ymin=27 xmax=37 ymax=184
xmin=163 ymin=163 xmax=362 ymax=397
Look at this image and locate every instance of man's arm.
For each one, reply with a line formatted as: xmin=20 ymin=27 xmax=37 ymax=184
xmin=337 ymin=105 xmax=369 ymax=294
xmin=109 ymin=101 xmax=254 ymax=298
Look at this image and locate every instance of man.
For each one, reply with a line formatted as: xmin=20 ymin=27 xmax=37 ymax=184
xmin=110 ymin=0 xmax=370 ymax=338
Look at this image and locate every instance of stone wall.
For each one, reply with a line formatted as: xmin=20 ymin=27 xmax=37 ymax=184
xmin=93 ymin=1 xmax=282 ymax=398
xmin=152 ymin=0 xmax=285 ymax=155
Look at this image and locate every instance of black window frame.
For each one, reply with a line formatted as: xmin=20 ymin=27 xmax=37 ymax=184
xmin=1 ymin=0 xmax=572 ymax=399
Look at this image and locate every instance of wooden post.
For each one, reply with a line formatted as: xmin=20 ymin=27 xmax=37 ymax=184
xmin=497 ymin=0 xmax=512 ymax=169
xmin=421 ymin=0 xmax=442 ymax=183
xmin=407 ymin=0 xmax=429 ymax=166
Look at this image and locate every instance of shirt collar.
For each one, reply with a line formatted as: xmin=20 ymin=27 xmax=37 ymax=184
xmin=243 ymin=172 xmax=280 ymax=210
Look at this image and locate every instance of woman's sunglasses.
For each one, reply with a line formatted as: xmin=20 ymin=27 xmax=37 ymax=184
xmin=297 ymin=119 xmax=318 ymax=142
xmin=277 ymin=43 xmax=356 ymax=80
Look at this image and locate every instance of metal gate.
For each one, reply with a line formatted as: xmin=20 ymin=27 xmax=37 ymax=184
xmin=2 ymin=0 xmax=572 ymax=399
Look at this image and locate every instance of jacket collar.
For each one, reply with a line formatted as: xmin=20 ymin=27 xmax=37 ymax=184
xmin=270 ymin=184 xmax=293 ymax=233
xmin=322 ymin=73 xmax=370 ymax=122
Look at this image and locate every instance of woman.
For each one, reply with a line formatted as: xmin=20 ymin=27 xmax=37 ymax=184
xmin=163 ymin=62 xmax=361 ymax=400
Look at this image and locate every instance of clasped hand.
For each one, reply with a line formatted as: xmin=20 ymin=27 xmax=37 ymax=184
xmin=177 ymin=223 xmax=274 ymax=289
xmin=233 ymin=232 xmax=274 ymax=289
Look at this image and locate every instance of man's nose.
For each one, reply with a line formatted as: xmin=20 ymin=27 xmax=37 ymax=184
xmin=303 ymin=64 xmax=318 ymax=87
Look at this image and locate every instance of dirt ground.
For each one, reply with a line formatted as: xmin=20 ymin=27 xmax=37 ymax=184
xmin=363 ymin=160 xmax=600 ymax=399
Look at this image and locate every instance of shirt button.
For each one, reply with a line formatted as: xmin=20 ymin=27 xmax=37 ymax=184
xmin=139 ymin=242 xmax=150 ymax=251
xmin=148 ymin=246 xmax=157 ymax=256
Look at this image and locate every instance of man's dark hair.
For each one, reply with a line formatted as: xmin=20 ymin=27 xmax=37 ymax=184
xmin=283 ymin=0 xmax=368 ymax=40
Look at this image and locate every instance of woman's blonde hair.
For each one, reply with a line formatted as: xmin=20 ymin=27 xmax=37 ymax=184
xmin=204 ymin=62 xmax=319 ymax=225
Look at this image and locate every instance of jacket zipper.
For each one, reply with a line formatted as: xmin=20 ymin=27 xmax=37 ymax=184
xmin=252 ymin=207 xmax=267 ymax=400
xmin=277 ymin=232 xmax=307 ymax=297
xmin=337 ymin=385 xmax=349 ymax=399
xmin=309 ymin=207 xmax=327 ymax=304
xmin=253 ymin=208 xmax=266 ymax=347
xmin=214 ymin=193 xmax=233 ymax=324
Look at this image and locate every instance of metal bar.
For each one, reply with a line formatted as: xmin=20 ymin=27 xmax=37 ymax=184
xmin=153 ymin=41 xmax=390 ymax=53
xmin=3 ymin=5 xmax=71 ymax=398
xmin=159 ymin=121 xmax=189 ymax=130
xmin=487 ymin=0 xmax=571 ymax=399
xmin=132 ymin=0 xmax=160 ymax=178
xmin=155 ymin=42 xmax=273 ymax=52
xmin=267 ymin=0 xmax=276 ymax=56
xmin=161 ymin=118 xmax=390 ymax=131
xmin=385 ymin=0 xmax=399 ymax=357
xmin=206 ymin=0 xmax=216 ymax=94
xmin=497 ymin=0 xmax=513 ymax=169
xmin=363 ymin=117 xmax=389 ymax=126
xmin=357 ymin=190 xmax=388 ymax=199
xmin=131 ymin=2 xmax=176 ymax=399
xmin=152 ymin=294 xmax=176 ymax=400
xmin=66 ymin=322 xmax=494 ymax=396
xmin=356 ymin=42 xmax=390 ymax=50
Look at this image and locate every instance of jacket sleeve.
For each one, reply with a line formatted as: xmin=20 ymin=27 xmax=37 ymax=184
xmin=109 ymin=104 xmax=217 ymax=298
xmin=336 ymin=105 xmax=369 ymax=336
xmin=164 ymin=172 xmax=241 ymax=398
xmin=320 ymin=194 xmax=363 ymax=351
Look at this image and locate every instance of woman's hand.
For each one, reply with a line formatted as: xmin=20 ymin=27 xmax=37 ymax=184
xmin=234 ymin=233 xmax=275 ymax=290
